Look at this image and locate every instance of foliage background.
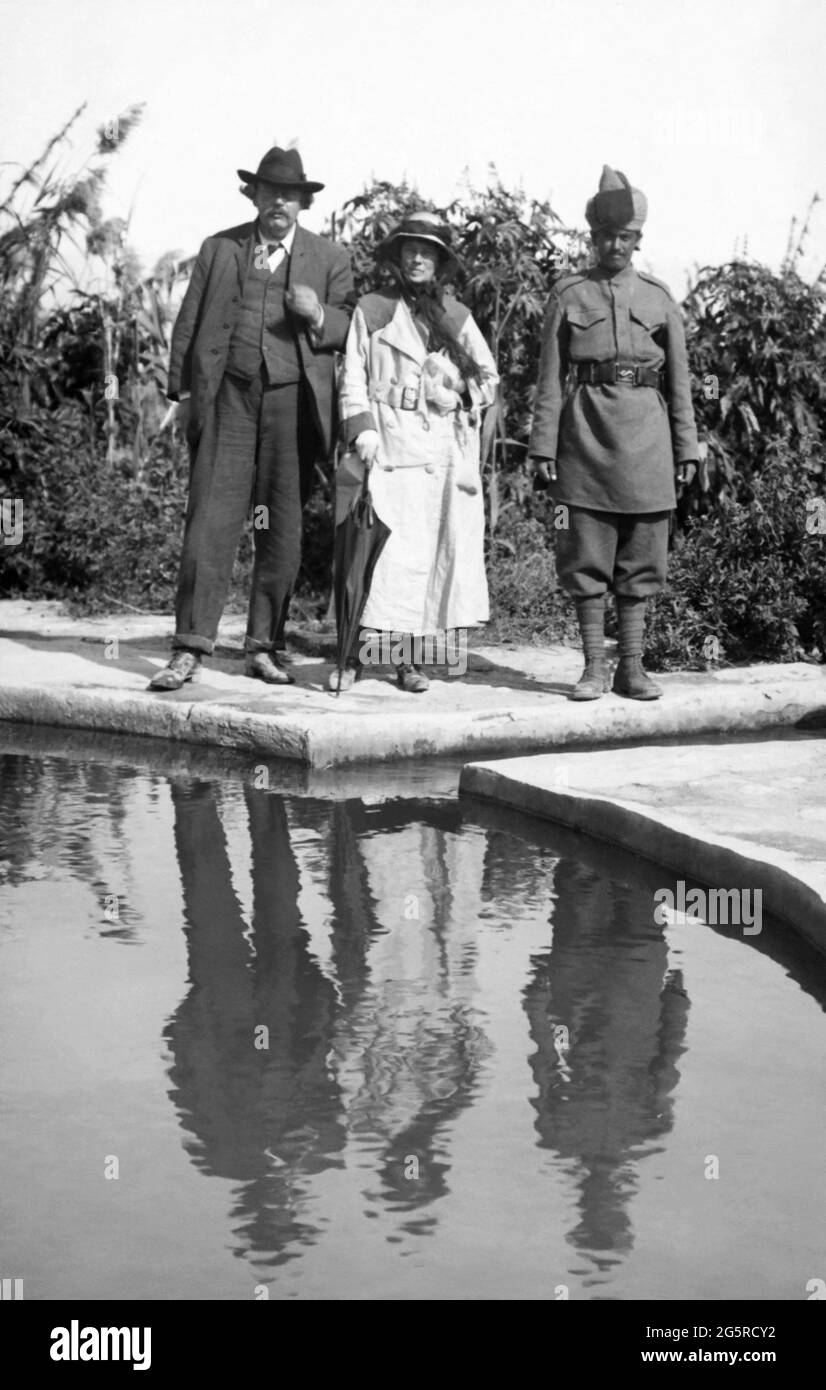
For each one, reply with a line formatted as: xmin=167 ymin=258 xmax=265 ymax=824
xmin=2 ymin=110 xmax=825 ymax=666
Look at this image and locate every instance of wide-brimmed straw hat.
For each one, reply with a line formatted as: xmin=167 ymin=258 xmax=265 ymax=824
xmin=378 ymin=212 xmax=459 ymax=273
xmin=238 ymin=146 xmax=325 ymax=197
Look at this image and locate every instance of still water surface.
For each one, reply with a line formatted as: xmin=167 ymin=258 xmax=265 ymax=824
xmin=1 ymin=729 xmax=824 ymax=1300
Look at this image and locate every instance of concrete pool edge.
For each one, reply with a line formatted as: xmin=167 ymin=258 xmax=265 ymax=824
xmin=1 ymin=669 xmax=826 ymax=768
xmin=0 ymin=683 xmax=314 ymax=764
xmin=459 ymin=758 xmax=826 ymax=956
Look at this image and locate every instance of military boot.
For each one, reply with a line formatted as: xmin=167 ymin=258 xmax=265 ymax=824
xmin=570 ymin=658 xmax=610 ymax=701
xmin=571 ymin=595 xmax=608 ymax=701
xmin=612 ymin=656 xmax=662 ymax=700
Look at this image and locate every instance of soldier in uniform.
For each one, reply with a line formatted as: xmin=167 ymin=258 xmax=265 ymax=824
xmin=529 ymin=166 xmax=698 ymax=700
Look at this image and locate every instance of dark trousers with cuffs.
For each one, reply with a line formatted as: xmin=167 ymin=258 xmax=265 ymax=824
xmin=174 ymin=371 xmax=320 ymax=655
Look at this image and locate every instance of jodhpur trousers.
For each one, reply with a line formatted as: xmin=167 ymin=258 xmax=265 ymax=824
xmin=555 ymin=506 xmax=670 ymax=600
xmin=174 ymin=371 xmax=320 ymax=655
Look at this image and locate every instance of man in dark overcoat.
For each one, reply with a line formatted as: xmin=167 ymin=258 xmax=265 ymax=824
xmin=149 ymin=146 xmax=355 ymax=690
xmin=529 ymin=166 xmax=698 ymax=700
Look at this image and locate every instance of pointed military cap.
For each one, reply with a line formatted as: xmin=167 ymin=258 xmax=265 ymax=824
xmin=585 ymin=166 xmax=647 ymax=230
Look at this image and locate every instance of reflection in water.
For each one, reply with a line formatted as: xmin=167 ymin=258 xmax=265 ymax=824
xmin=524 ymin=860 xmax=689 ymax=1268
xmin=0 ymin=750 xmax=142 ymax=941
xmin=161 ymin=778 xmax=688 ymax=1274
xmin=164 ymin=784 xmax=345 ymax=1265
xmin=0 ymin=750 xmax=689 ymax=1275
xmin=17 ymin=746 xmax=826 ymax=1297
xmin=328 ymin=807 xmax=491 ymax=1227
xmin=163 ymin=786 xmax=493 ymax=1268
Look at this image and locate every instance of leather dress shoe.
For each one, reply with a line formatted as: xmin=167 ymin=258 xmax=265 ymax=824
xmin=245 ymin=651 xmax=295 ymax=685
xmin=569 ymin=659 xmax=609 ymax=701
xmin=395 ymin=663 xmax=430 ymax=693
xmin=612 ymin=656 xmax=662 ymax=700
xmin=148 ymin=649 xmax=201 ymax=691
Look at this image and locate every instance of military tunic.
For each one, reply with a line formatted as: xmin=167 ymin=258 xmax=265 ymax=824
xmin=529 ymin=264 xmax=698 ymax=512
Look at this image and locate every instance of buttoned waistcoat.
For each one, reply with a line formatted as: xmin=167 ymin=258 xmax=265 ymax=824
xmin=167 ymin=221 xmax=355 ymax=459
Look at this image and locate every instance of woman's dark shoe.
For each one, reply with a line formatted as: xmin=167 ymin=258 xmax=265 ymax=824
xmin=569 ymin=659 xmax=609 ymax=701
xmin=395 ymin=663 xmax=430 ymax=693
xmin=327 ymin=662 xmax=362 ymax=693
xmin=245 ymin=651 xmax=295 ymax=685
xmin=612 ymin=656 xmax=662 ymax=700
xmin=148 ymin=649 xmax=202 ymax=691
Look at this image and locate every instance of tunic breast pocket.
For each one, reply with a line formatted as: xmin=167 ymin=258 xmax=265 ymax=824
xmin=566 ymin=307 xmax=611 ymax=360
xmin=629 ymin=305 xmax=666 ymax=358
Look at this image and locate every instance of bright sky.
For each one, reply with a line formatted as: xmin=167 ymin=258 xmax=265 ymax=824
xmin=2 ymin=0 xmax=825 ymax=296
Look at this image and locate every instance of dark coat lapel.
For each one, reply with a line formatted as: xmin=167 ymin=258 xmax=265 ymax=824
xmin=211 ymin=221 xmax=255 ymax=300
xmin=379 ymin=298 xmax=427 ymax=366
xmin=229 ymin=222 xmax=255 ymax=291
xmin=291 ymin=224 xmax=309 ymax=287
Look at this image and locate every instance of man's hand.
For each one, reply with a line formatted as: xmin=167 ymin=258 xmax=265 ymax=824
xmin=530 ymin=455 xmax=557 ymax=484
xmin=355 ymin=429 xmax=380 ymax=464
xmin=160 ymin=397 xmax=191 ymax=434
xmin=676 ymin=461 xmax=697 ymax=488
xmin=285 ymin=284 xmax=322 ymax=325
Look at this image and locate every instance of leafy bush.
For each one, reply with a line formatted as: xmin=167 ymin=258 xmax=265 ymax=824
xmin=1 ymin=401 xmax=186 ymax=605
xmin=647 ymin=438 xmax=826 ymax=669
xmin=681 ymin=258 xmax=826 ymax=520
xmin=485 ymin=504 xmax=578 ymax=645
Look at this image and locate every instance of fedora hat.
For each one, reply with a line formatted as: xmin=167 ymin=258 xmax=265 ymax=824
xmin=237 ymin=146 xmax=325 ymax=196
xmin=378 ymin=212 xmax=459 ymax=273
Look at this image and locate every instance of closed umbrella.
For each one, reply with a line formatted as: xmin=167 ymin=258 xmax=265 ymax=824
xmin=332 ymin=461 xmax=390 ymax=696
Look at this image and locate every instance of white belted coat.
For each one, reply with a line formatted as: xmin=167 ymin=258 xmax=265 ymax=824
xmin=338 ymin=291 xmax=499 ymax=635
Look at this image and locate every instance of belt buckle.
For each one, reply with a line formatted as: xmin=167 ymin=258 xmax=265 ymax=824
xmin=401 ymin=385 xmax=418 ymax=410
xmin=616 ymin=366 xmax=636 ymax=385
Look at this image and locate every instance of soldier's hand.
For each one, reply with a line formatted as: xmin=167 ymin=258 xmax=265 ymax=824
xmin=530 ymin=455 xmax=557 ymax=485
xmin=676 ymin=461 xmax=697 ymax=488
xmin=285 ymin=284 xmax=322 ymax=323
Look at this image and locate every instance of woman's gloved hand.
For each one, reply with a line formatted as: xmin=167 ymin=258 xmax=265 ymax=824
xmin=422 ymin=354 xmax=463 ymax=414
xmin=355 ymin=429 xmax=380 ymax=464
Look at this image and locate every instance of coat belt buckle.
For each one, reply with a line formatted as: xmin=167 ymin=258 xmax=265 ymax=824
xmin=616 ymin=366 xmax=636 ymax=385
xmin=400 ymin=386 xmax=418 ymax=410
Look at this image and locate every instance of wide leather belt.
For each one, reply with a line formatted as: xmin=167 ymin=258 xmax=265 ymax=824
xmin=576 ymin=361 xmax=662 ymax=389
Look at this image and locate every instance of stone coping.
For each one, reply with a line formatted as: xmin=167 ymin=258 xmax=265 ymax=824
xmin=460 ymin=737 xmax=826 ymax=955
xmin=1 ymin=601 xmax=825 ymax=767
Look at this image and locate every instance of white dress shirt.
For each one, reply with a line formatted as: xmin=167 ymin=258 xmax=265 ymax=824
xmin=256 ymin=219 xmax=297 ymax=272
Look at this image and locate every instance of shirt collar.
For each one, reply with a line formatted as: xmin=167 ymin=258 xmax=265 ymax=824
xmin=255 ymin=221 xmax=298 ymax=256
xmin=594 ymin=261 xmax=636 ymax=284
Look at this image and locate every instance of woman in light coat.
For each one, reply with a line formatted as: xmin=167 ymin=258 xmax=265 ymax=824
xmin=334 ymin=212 xmax=499 ymax=692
